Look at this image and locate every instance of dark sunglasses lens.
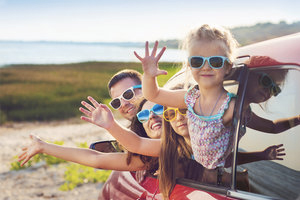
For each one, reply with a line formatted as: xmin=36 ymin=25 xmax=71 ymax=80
xmin=209 ymin=57 xmax=224 ymax=68
xmin=137 ymin=110 xmax=150 ymax=123
xmin=110 ymin=99 xmax=121 ymax=109
xmin=152 ymin=104 xmax=164 ymax=115
xmin=271 ymin=85 xmax=281 ymax=96
xmin=260 ymin=75 xmax=272 ymax=87
xmin=190 ymin=57 xmax=204 ymax=68
xmin=164 ymin=109 xmax=176 ymax=121
xmin=178 ymin=108 xmax=187 ymax=115
xmin=122 ymin=89 xmax=134 ymax=100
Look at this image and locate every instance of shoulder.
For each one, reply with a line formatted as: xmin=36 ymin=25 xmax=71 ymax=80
xmin=184 ymin=85 xmax=199 ymax=102
xmin=222 ymin=94 xmax=236 ymax=126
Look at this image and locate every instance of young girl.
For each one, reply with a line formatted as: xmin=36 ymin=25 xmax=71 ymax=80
xmin=134 ymin=24 xmax=300 ymax=170
xmin=134 ymin=24 xmax=238 ymax=169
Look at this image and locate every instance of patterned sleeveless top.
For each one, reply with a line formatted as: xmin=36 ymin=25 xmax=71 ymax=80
xmin=184 ymin=85 xmax=236 ymax=169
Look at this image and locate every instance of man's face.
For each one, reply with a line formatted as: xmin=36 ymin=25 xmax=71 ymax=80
xmin=110 ymin=77 xmax=142 ymax=120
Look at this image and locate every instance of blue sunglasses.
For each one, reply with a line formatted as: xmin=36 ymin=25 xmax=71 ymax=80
xmin=137 ymin=104 xmax=164 ymax=123
xmin=188 ymin=56 xmax=230 ymax=69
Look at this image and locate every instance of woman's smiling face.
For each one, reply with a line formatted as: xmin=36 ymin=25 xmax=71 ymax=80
xmin=168 ymin=107 xmax=189 ymax=138
xmin=141 ymin=101 xmax=163 ymax=139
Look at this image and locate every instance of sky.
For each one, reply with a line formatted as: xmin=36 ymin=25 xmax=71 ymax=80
xmin=0 ymin=0 xmax=299 ymax=42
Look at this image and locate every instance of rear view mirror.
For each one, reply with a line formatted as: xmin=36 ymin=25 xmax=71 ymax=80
xmin=89 ymin=140 xmax=124 ymax=153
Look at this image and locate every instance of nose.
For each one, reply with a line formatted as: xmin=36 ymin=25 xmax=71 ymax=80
xmin=202 ymin=60 xmax=211 ymax=70
xmin=120 ymin=98 xmax=130 ymax=108
xmin=149 ymin=111 xmax=157 ymax=120
xmin=176 ymin=111 xmax=184 ymax=121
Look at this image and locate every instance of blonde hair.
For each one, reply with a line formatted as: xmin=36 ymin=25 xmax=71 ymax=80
xmin=180 ymin=24 xmax=239 ymax=88
xmin=180 ymin=24 xmax=239 ymax=62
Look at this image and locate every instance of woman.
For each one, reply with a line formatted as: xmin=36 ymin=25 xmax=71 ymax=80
xmin=18 ymin=98 xmax=163 ymax=174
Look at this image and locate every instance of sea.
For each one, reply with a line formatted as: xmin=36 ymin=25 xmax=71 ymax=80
xmin=0 ymin=41 xmax=186 ymax=67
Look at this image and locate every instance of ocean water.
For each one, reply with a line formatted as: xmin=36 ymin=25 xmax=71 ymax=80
xmin=0 ymin=41 xmax=186 ymax=67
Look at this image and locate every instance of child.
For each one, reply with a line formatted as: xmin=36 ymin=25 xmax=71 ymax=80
xmin=134 ymin=24 xmax=238 ymax=169
xmin=134 ymin=24 xmax=300 ymax=170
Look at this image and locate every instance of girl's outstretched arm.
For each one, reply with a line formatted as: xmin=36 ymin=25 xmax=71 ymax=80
xmin=134 ymin=41 xmax=186 ymax=108
xmin=80 ymin=96 xmax=161 ymax=157
xmin=247 ymin=111 xmax=300 ymax=134
xmin=18 ymin=134 xmax=147 ymax=171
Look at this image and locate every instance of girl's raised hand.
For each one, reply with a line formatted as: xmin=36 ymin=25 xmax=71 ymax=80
xmin=79 ymin=96 xmax=114 ymax=129
xmin=18 ymin=134 xmax=43 ymax=166
xmin=134 ymin=41 xmax=167 ymax=77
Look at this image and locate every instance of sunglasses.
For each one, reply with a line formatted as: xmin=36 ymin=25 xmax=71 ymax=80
xmin=137 ymin=104 xmax=164 ymax=123
xmin=259 ymin=73 xmax=281 ymax=97
xmin=163 ymin=108 xmax=187 ymax=122
xmin=188 ymin=56 xmax=230 ymax=69
xmin=109 ymin=85 xmax=142 ymax=110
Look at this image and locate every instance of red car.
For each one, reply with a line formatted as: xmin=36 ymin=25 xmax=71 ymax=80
xmin=91 ymin=33 xmax=300 ymax=200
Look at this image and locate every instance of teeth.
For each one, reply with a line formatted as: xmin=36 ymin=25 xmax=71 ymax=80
xmin=151 ymin=122 xmax=161 ymax=129
xmin=127 ymin=107 xmax=133 ymax=113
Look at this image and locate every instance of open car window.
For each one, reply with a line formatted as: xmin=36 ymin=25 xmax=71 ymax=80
xmin=236 ymin=66 xmax=300 ymax=200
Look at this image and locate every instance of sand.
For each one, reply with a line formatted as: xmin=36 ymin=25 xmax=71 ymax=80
xmin=0 ymin=119 xmax=125 ymax=200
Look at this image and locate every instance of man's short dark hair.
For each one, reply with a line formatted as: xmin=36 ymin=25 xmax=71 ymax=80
xmin=108 ymin=69 xmax=142 ymax=92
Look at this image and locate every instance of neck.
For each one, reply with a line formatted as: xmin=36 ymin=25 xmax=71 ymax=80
xmin=183 ymin=136 xmax=191 ymax=147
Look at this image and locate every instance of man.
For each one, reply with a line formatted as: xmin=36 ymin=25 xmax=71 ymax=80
xmin=108 ymin=69 xmax=143 ymax=120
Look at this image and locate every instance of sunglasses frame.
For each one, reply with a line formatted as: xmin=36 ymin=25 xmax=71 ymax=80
xmin=137 ymin=104 xmax=164 ymax=123
xmin=163 ymin=108 xmax=187 ymax=122
xmin=259 ymin=73 xmax=281 ymax=97
xmin=188 ymin=56 xmax=230 ymax=69
xmin=109 ymin=84 xmax=142 ymax=110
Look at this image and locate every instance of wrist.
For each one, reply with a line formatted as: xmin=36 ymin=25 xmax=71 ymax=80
xmin=105 ymin=118 xmax=118 ymax=132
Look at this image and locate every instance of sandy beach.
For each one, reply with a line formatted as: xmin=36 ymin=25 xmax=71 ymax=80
xmin=0 ymin=119 xmax=124 ymax=200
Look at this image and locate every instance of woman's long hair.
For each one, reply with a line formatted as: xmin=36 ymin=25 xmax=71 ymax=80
xmin=126 ymin=98 xmax=158 ymax=174
xmin=158 ymin=84 xmax=193 ymax=199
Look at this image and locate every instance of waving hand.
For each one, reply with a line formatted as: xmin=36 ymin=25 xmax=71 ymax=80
xmin=79 ymin=96 xmax=114 ymax=129
xmin=134 ymin=41 xmax=167 ymax=78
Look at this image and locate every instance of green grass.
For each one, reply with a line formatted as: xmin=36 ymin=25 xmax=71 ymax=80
xmin=10 ymin=141 xmax=112 ymax=191
xmin=0 ymin=61 xmax=181 ymax=123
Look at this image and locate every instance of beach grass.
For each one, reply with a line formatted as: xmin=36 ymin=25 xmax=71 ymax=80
xmin=0 ymin=61 xmax=181 ymax=123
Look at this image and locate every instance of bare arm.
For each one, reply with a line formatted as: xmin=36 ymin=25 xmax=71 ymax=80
xmin=134 ymin=41 xmax=186 ymax=108
xmin=247 ymin=111 xmax=300 ymax=134
xmin=225 ymin=144 xmax=285 ymax=167
xmin=80 ymin=96 xmax=161 ymax=157
xmin=19 ymin=135 xmax=147 ymax=171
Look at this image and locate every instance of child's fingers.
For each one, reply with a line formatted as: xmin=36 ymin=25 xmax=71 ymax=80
xmin=88 ymin=96 xmax=100 ymax=108
xmin=145 ymin=41 xmax=149 ymax=56
xmin=156 ymin=69 xmax=168 ymax=76
xmin=81 ymin=101 xmax=95 ymax=112
xmin=134 ymin=51 xmax=143 ymax=61
xmin=151 ymin=41 xmax=158 ymax=57
xmin=156 ymin=46 xmax=166 ymax=61
xmin=79 ymin=107 xmax=91 ymax=117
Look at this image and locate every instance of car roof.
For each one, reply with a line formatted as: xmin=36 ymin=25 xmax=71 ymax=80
xmin=237 ymin=32 xmax=300 ymax=67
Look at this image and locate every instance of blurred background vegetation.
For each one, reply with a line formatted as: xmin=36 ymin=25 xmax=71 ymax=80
xmin=0 ymin=62 xmax=180 ymax=124
xmin=1 ymin=21 xmax=300 ymax=124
